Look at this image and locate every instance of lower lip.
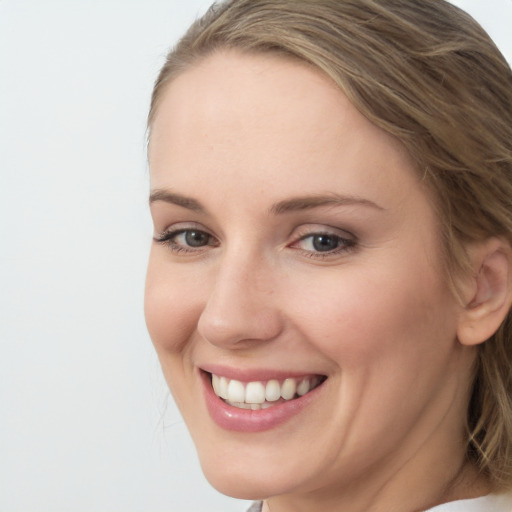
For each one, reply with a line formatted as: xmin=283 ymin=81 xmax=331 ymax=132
xmin=201 ymin=371 xmax=325 ymax=432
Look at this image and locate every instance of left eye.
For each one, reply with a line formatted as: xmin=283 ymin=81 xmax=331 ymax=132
xmin=294 ymin=233 xmax=353 ymax=253
xmin=155 ymin=228 xmax=218 ymax=252
xmin=176 ymin=230 xmax=212 ymax=247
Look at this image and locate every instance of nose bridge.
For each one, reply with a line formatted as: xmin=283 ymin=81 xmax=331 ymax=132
xmin=197 ymin=244 xmax=282 ymax=347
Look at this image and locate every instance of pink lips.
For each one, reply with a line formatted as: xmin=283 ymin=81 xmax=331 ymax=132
xmin=199 ymin=369 xmax=325 ymax=432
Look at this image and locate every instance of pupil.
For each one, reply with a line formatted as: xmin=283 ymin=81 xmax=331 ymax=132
xmin=185 ymin=231 xmax=209 ymax=247
xmin=312 ymin=234 xmax=339 ymax=252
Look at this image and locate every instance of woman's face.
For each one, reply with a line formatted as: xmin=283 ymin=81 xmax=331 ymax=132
xmin=146 ymin=52 xmax=474 ymax=503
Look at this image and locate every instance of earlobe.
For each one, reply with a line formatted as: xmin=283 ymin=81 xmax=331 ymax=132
xmin=457 ymin=238 xmax=512 ymax=346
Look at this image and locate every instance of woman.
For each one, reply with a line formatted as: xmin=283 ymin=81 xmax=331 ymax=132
xmin=144 ymin=1 xmax=512 ymax=510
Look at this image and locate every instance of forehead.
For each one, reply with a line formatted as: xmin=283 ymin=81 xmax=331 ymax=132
xmin=148 ymin=50 xmax=421 ymax=208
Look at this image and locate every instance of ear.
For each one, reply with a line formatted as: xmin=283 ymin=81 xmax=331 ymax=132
xmin=457 ymin=238 xmax=512 ymax=346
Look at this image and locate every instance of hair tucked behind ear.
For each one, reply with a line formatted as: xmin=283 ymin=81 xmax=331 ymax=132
xmin=149 ymin=0 xmax=512 ymax=488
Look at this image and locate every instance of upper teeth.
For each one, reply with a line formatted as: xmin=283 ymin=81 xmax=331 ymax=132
xmin=211 ymin=374 xmax=322 ymax=408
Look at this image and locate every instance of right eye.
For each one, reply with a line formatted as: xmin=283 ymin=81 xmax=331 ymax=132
xmin=154 ymin=228 xmax=219 ymax=253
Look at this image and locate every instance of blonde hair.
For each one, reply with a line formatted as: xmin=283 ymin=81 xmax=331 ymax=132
xmin=149 ymin=0 xmax=512 ymax=488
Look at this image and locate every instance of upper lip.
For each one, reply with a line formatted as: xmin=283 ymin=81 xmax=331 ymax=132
xmin=199 ymin=364 xmax=326 ymax=383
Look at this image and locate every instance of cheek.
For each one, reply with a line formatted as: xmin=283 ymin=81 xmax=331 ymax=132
xmin=144 ymin=254 xmax=203 ymax=355
xmin=144 ymin=255 xmax=208 ymax=415
xmin=288 ymin=262 xmax=458 ymax=370
xmin=286 ymin=264 xmax=461 ymax=452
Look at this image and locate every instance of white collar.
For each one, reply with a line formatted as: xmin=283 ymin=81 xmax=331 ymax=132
xmin=426 ymin=492 xmax=512 ymax=512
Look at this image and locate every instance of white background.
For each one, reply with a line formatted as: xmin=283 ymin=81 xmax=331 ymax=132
xmin=0 ymin=1 xmax=511 ymax=511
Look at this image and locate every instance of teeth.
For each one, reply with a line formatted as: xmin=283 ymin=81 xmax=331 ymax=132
xmin=265 ymin=380 xmax=281 ymax=402
xmin=281 ymin=378 xmax=296 ymax=400
xmin=225 ymin=400 xmax=253 ymax=409
xmin=297 ymin=377 xmax=310 ymax=396
xmin=218 ymin=377 xmax=227 ymax=399
xmin=211 ymin=374 xmax=323 ymax=408
xmin=212 ymin=374 xmax=220 ymax=395
xmin=227 ymin=379 xmax=245 ymax=402
xmin=245 ymin=381 xmax=266 ymax=404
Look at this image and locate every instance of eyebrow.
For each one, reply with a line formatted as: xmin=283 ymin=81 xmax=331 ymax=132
xmin=149 ymin=189 xmax=383 ymax=215
xmin=269 ymin=194 xmax=384 ymax=215
xmin=149 ymin=189 xmax=205 ymax=212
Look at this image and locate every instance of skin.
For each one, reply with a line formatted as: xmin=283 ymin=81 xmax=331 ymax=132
xmin=145 ymin=51 xmax=489 ymax=512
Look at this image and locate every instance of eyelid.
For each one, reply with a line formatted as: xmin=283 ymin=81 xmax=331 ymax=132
xmin=291 ymin=223 xmax=355 ymax=241
xmin=154 ymin=220 xmax=204 ymax=233
xmin=153 ymin=220 xmax=217 ymax=241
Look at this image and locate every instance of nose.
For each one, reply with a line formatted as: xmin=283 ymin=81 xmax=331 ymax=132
xmin=197 ymin=251 xmax=284 ymax=349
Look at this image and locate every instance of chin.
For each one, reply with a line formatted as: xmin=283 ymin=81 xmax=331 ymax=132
xmin=193 ymin=432 xmax=332 ymax=501
xmin=199 ymin=456 xmax=295 ymax=501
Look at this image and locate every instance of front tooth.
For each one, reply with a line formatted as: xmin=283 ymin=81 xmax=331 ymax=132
xmin=218 ymin=376 xmax=229 ymax=399
xmin=281 ymin=378 xmax=297 ymax=400
xmin=227 ymin=379 xmax=245 ymax=402
xmin=245 ymin=382 xmax=265 ymax=404
xmin=265 ymin=380 xmax=281 ymax=402
xmin=297 ymin=377 xmax=310 ymax=396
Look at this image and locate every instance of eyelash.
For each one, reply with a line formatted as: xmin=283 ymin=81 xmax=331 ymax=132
xmin=154 ymin=227 xmax=357 ymax=259
xmin=154 ymin=228 xmax=219 ymax=254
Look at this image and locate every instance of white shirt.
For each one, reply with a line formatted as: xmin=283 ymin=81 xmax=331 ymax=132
xmin=426 ymin=493 xmax=512 ymax=512
xmin=248 ymin=493 xmax=512 ymax=512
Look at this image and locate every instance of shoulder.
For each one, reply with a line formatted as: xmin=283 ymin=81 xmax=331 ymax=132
xmin=426 ymin=492 xmax=512 ymax=512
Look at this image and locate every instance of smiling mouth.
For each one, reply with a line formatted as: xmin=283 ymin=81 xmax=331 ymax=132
xmin=210 ymin=373 xmax=327 ymax=410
